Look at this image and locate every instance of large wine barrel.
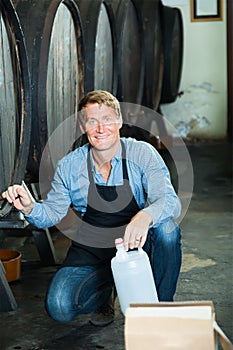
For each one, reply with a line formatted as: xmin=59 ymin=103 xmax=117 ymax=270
xmin=109 ymin=0 xmax=145 ymax=104
xmin=0 ymin=0 xmax=31 ymax=218
xmin=160 ymin=6 xmax=183 ymax=104
xmin=15 ymin=0 xmax=85 ymax=182
xmin=74 ymin=0 xmax=117 ymax=95
xmin=139 ymin=0 xmax=164 ymax=110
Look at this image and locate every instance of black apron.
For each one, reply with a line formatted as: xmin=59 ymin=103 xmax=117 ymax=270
xmin=62 ymin=142 xmax=141 ymax=267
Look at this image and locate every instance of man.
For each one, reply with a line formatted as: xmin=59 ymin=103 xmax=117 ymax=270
xmin=2 ymin=90 xmax=182 ymax=326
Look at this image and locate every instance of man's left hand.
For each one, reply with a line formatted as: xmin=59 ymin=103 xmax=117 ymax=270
xmin=123 ymin=211 xmax=153 ymax=251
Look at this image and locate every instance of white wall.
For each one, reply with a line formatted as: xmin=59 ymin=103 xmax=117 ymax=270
xmin=160 ymin=0 xmax=227 ymax=139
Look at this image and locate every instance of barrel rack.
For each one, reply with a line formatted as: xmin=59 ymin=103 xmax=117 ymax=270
xmin=0 ymin=184 xmax=57 ymax=312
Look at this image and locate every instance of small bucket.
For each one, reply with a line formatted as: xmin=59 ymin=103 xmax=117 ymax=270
xmin=0 ymin=249 xmax=22 ymax=282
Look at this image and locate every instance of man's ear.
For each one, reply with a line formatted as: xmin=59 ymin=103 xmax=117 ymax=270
xmin=78 ymin=109 xmax=86 ymax=134
xmin=118 ymin=115 xmax=123 ymax=129
xmin=79 ymin=123 xmax=85 ymax=134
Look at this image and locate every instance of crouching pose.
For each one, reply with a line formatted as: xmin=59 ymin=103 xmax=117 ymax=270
xmin=2 ymin=90 xmax=182 ymax=326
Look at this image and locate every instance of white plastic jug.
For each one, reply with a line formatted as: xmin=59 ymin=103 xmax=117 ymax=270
xmin=111 ymin=238 xmax=159 ymax=315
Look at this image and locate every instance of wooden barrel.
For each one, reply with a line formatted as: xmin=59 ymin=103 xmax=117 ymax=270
xmin=15 ymin=0 xmax=85 ymax=182
xmin=73 ymin=0 xmax=117 ymax=95
xmin=139 ymin=0 xmax=164 ymax=110
xmin=109 ymin=0 xmax=145 ymax=104
xmin=160 ymin=6 xmax=183 ymax=104
xmin=0 ymin=0 xmax=31 ymax=218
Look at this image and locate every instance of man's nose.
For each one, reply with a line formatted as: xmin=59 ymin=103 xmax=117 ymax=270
xmin=96 ymin=122 xmax=105 ymax=132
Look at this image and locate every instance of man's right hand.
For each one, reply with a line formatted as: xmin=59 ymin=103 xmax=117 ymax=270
xmin=1 ymin=185 xmax=34 ymax=215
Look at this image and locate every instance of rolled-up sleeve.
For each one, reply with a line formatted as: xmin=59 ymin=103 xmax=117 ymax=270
xmin=25 ymin=161 xmax=72 ymax=228
xmin=129 ymin=141 xmax=181 ymax=226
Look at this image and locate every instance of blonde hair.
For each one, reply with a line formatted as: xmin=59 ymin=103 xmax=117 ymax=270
xmin=78 ymin=90 xmax=121 ymax=123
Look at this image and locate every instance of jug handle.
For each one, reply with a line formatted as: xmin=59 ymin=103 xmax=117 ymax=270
xmin=138 ymin=247 xmax=144 ymax=254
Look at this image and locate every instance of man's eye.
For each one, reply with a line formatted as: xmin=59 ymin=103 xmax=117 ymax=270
xmin=104 ymin=117 xmax=113 ymax=123
xmin=87 ymin=119 xmax=97 ymax=125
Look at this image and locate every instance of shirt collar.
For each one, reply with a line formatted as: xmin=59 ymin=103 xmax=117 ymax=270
xmin=89 ymin=141 xmax=122 ymax=172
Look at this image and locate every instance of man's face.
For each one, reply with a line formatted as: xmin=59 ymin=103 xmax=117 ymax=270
xmin=80 ymin=103 xmax=122 ymax=151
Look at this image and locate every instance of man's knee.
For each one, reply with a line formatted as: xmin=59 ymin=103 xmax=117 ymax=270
xmin=45 ymin=291 xmax=75 ymax=322
xmin=153 ymin=220 xmax=181 ymax=245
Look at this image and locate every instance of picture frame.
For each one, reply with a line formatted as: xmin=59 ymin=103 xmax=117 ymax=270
xmin=190 ymin=0 xmax=223 ymax=22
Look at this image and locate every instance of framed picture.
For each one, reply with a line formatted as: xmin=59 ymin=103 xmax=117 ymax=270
xmin=190 ymin=0 xmax=223 ymax=22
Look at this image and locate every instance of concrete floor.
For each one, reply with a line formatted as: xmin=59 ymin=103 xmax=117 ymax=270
xmin=0 ymin=140 xmax=232 ymax=350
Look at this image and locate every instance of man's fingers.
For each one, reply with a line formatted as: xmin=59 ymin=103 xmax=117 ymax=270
xmin=139 ymin=235 xmax=147 ymax=248
xmin=3 ymin=185 xmax=20 ymax=203
xmin=1 ymin=184 xmax=34 ymax=214
xmin=124 ymin=228 xmax=146 ymax=251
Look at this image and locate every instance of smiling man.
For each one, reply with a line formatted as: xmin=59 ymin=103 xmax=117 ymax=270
xmin=2 ymin=90 xmax=182 ymax=327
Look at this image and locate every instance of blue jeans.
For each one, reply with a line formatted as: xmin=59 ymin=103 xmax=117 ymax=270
xmin=45 ymin=220 xmax=182 ymax=322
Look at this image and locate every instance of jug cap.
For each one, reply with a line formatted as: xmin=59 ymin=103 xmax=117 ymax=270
xmin=115 ymin=238 xmax=124 ymax=246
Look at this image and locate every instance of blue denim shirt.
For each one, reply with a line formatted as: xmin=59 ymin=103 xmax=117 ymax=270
xmin=25 ymin=137 xmax=181 ymax=228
